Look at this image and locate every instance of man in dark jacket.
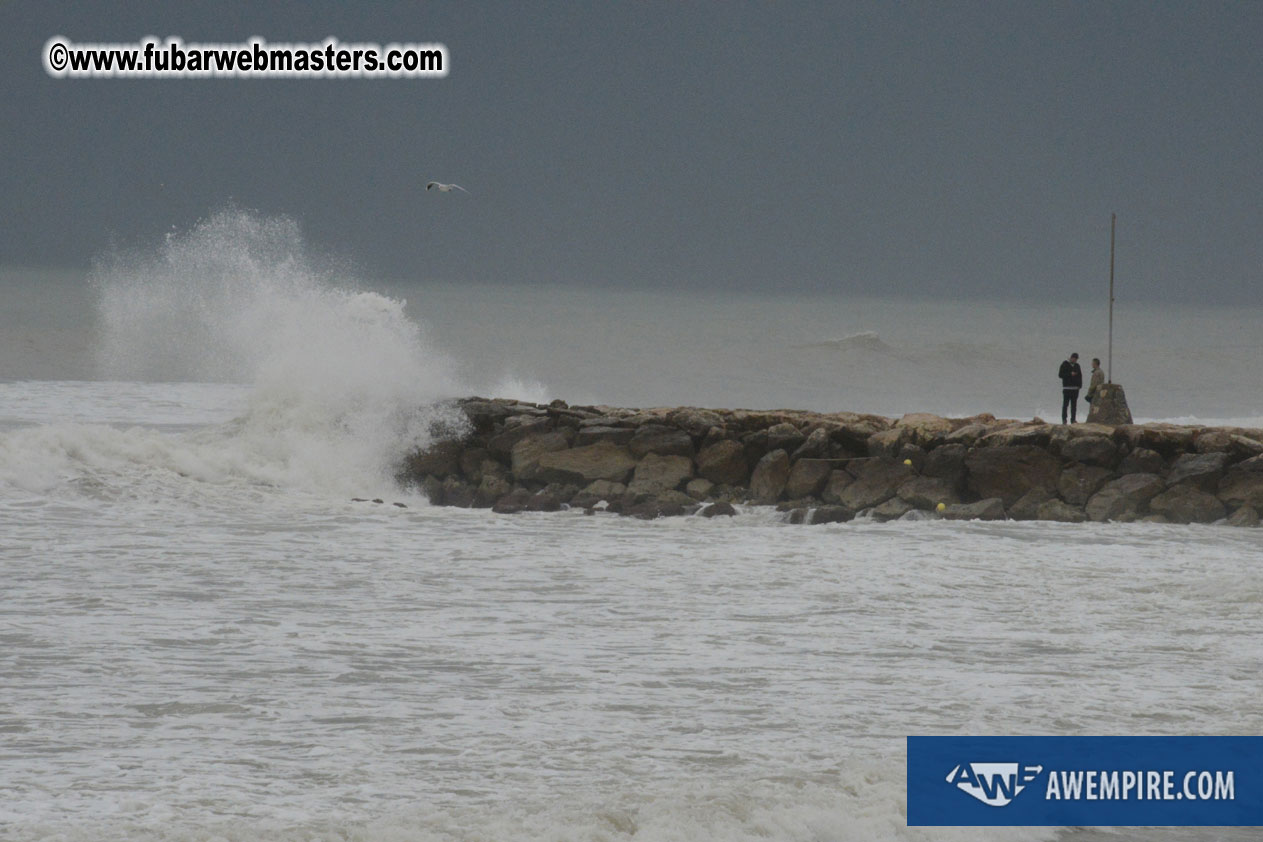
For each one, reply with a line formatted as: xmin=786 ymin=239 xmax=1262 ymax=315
xmin=1059 ymin=353 xmax=1083 ymax=424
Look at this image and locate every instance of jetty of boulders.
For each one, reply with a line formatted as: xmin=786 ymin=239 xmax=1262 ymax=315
xmin=399 ymin=398 xmax=1263 ymax=527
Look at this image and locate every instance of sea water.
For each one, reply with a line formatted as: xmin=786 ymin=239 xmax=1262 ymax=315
xmin=2 ymin=210 xmax=1261 ymax=841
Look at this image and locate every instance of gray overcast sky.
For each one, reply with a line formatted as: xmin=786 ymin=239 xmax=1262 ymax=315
xmin=2 ymin=1 xmax=1260 ymax=303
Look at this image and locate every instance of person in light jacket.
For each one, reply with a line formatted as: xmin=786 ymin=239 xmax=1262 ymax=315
xmin=1085 ymin=358 xmax=1105 ymax=408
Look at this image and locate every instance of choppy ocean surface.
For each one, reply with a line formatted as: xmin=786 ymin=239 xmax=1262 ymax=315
xmin=2 ymin=211 xmax=1261 ymax=841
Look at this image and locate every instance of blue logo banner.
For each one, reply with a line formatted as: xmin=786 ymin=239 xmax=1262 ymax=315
xmin=907 ymin=736 xmax=1261 ymax=826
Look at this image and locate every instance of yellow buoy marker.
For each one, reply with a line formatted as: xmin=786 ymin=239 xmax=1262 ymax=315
xmin=936 ymin=502 xmax=946 ymax=512
xmin=903 ymin=459 xmax=913 ymax=466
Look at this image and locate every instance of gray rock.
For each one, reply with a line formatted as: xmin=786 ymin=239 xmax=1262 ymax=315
xmin=1148 ymin=485 xmax=1227 ymax=524
xmin=1009 ymin=487 xmax=1054 ymax=521
xmin=1167 ymin=452 xmax=1230 ymax=492
xmin=534 ymin=442 xmax=637 ymax=485
xmin=1058 ymin=465 xmax=1114 ymax=507
xmin=941 ymin=498 xmax=1006 ymax=521
xmin=866 ymin=428 xmax=906 ymax=459
xmin=525 ymin=491 xmax=562 ymax=512
xmin=627 ymin=453 xmax=694 ymax=495
xmin=1226 ymin=505 xmax=1260 ymax=528
xmin=700 ymin=501 xmax=737 ymax=518
xmin=440 ymin=476 xmax=476 ymax=507
xmin=897 ymin=476 xmax=961 ymax=510
xmin=965 ymin=445 xmax=1061 ymax=507
xmin=749 ymin=449 xmax=792 ymax=504
xmin=895 ymin=413 xmax=954 ymax=448
xmin=945 ymin=423 xmax=989 ymax=446
xmin=629 ymin=424 xmax=695 ymax=459
xmin=1085 ymin=383 xmax=1133 ymax=425
xmin=510 ymin=431 xmax=573 ymax=482
xmin=783 ymin=459 xmax=834 ymax=499
xmin=1036 ymin=499 xmax=1088 ymax=523
xmin=786 ymin=507 xmax=808 ymax=524
xmin=696 ymin=439 xmax=749 ymax=485
xmin=1194 ymin=430 xmax=1263 ymax=461
xmin=1085 ymin=473 xmax=1166 ymax=522
xmin=1061 ymin=435 xmax=1117 ymax=467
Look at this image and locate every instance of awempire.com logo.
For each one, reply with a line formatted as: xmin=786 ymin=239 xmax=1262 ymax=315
xmin=908 ymin=737 xmax=1258 ymax=826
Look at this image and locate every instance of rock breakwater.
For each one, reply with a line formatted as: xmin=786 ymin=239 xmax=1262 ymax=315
xmin=399 ymin=398 xmax=1263 ymax=527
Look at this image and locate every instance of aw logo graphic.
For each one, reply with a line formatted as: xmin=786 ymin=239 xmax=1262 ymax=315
xmin=946 ymin=762 xmax=1044 ymax=807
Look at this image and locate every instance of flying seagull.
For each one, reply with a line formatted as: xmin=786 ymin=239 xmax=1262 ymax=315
xmin=426 ymin=182 xmax=469 ymax=194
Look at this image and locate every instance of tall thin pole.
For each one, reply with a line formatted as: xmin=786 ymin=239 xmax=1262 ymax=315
xmin=1108 ymin=213 xmax=1115 ymax=383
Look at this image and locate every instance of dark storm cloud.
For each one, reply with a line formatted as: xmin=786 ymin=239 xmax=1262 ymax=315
xmin=2 ymin=1 xmax=1260 ymax=303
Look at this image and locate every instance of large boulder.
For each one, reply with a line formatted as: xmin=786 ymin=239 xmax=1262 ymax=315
xmin=487 ymin=415 xmax=554 ymax=456
xmin=534 ymin=442 xmax=637 ymax=485
xmin=836 ymin=458 xmax=915 ymax=510
xmin=1118 ymin=447 xmax=1165 ymax=475
xmin=749 ymin=449 xmax=792 ymax=503
xmin=897 ymin=476 xmax=961 ymax=510
xmin=896 ymin=413 xmax=954 ymax=448
xmin=1061 ymin=435 xmax=1118 ymax=468
xmin=1148 ymin=486 xmax=1226 ymax=524
xmin=766 ymin=423 xmax=806 ymax=454
xmin=819 ymin=469 xmax=855 ymax=504
xmin=1115 ymin=424 xmax=1195 ymax=457
xmin=979 ymin=424 xmax=1054 ymax=449
xmin=1008 ymin=488 xmax=1054 ymax=521
xmin=791 ymin=428 xmax=831 ymax=461
xmin=783 ymin=458 xmax=834 ymax=499
xmin=629 ymin=424 xmax=695 ymax=459
xmin=965 ymin=445 xmax=1061 ymax=507
xmin=1217 ymin=457 xmax=1263 ymax=511
xmin=1058 ymin=465 xmax=1114 ymax=507
xmin=667 ymin=407 xmax=725 ymax=438
xmin=627 ymin=454 xmax=693 ymax=495
xmin=810 ymin=505 xmax=854 ymax=524
xmin=1227 ymin=506 xmax=1260 ymax=528
xmin=696 ymin=439 xmax=749 ymax=485
xmin=510 ymin=431 xmax=573 ymax=481
xmin=872 ymin=497 xmax=916 ymax=522
xmin=1085 ymin=473 xmax=1166 ymax=522
xmin=1166 ymin=452 xmax=1230 ymax=492
xmin=922 ymin=443 xmax=969 ymax=491
xmin=571 ymin=479 xmax=627 ymax=509
xmin=1194 ymin=430 xmax=1263 ymax=461
xmin=866 ymin=428 xmax=906 ymax=458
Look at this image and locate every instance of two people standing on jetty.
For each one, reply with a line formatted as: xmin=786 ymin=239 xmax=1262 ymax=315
xmin=1059 ymin=353 xmax=1105 ymax=424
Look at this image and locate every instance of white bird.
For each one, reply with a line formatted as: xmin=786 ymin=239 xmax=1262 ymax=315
xmin=426 ymin=182 xmax=469 ymax=194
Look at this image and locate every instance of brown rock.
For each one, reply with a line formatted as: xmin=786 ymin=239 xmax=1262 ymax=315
xmin=1118 ymin=447 xmax=1165 ymax=475
xmin=1217 ymin=468 xmax=1263 ymax=511
xmin=1008 ymin=488 xmax=1054 ymax=521
xmin=897 ymin=476 xmax=961 ymax=510
xmin=1166 ymin=452 xmax=1230 ymax=492
xmin=866 ymin=428 xmax=906 ymax=458
xmin=684 ymin=477 xmax=715 ymax=500
xmin=766 ymin=423 xmax=806 ymax=454
xmin=403 ymin=438 xmax=465 ymax=479
xmin=629 ymin=424 xmax=695 ymax=459
xmin=492 ymin=488 xmax=533 ymax=514
xmin=896 ymin=413 xmax=953 ymax=448
xmin=474 ymin=474 xmax=513 ymax=507
xmin=700 ymin=501 xmax=737 ymax=518
xmin=1194 ymin=430 xmax=1263 ymax=461
xmin=575 ymin=425 xmax=636 ymax=447
xmin=810 ymin=505 xmax=855 ymax=524
xmin=791 ymin=428 xmax=831 ymax=460
xmin=1115 ymin=424 xmax=1196 ymax=457
xmin=945 ymin=423 xmax=989 ymax=446
xmin=820 ymin=469 xmax=855 ymax=504
xmin=487 ymin=415 xmax=554 ymax=456
xmin=1148 ymin=486 xmax=1226 ymax=524
xmin=1061 ymin=435 xmax=1118 ymax=468
xmin=784 ymin=459 xmax=834 ymax=499
xmin=749 ymin=449 xmax=792 ymax=503
xmin=979 ymin=424 xmax=1054 ymax=449
xmin=1036 ymin=499 xmax=1088 ymax=523
xmin=667 ymin=407 xmax=725 ymax=437
xmin=837 ymin=458 xmax=915 ymax=510
xmin=696 ymin=439 xmax=749 ymax=486
xmin=942 ymin=498 xmax=1006 ymax=521
xmin=1058 ymin=465 xmax=1114 ymax=507
xmin=965 ymin=445 xmax=1061 ymax=507
xmin=510 ymin=431 xmax=573 ymax=481
xmin=534 ymin=442 xmax=637 ymax=485
xmin=872 ymin=497 xmax=916 ymax=522
xmin=570 ymin=479 xmax=627 ymax=509
xmin=1226 ymin=506 xmax=1260 ymax=527
xmin=627 ymin=454 xmax=693 ymax=495
xmin=1085 ymin=473 xmax=1166 ymax=522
